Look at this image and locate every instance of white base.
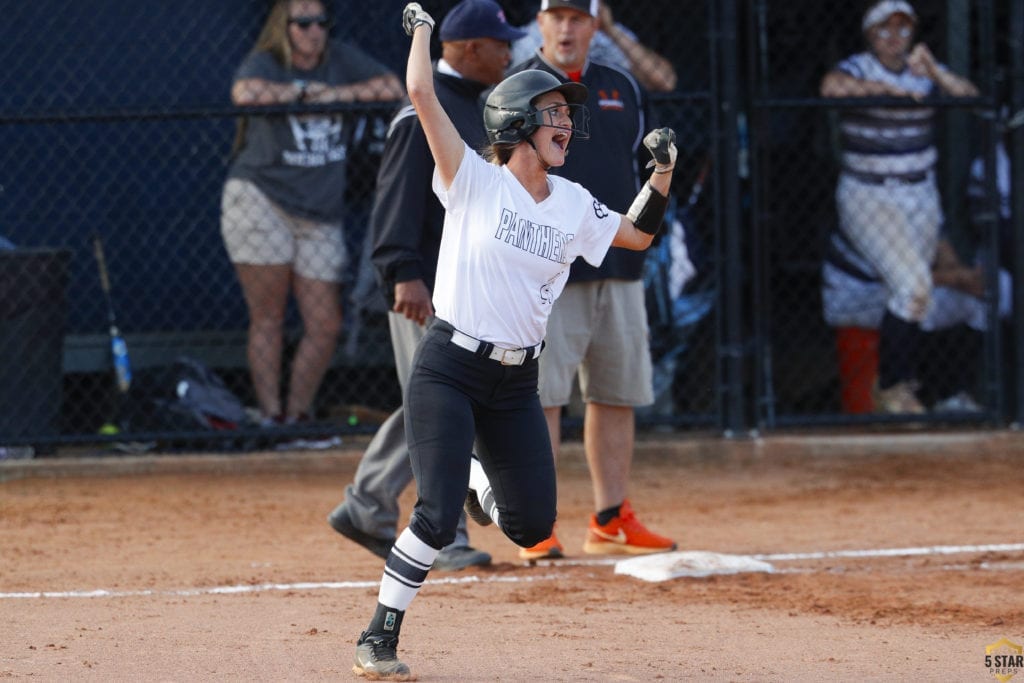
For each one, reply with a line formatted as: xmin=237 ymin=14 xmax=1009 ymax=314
xmin=614 ymin=551 xmax=775 ymax=582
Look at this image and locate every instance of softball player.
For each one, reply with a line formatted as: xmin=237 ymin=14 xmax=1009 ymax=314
xmin=326 ymin=0 xmax=529 ymax=575
xmin=820 ymin=0 xmax=978 ymax=413
xmin=351 ymin=4 xmax=676 ymax=679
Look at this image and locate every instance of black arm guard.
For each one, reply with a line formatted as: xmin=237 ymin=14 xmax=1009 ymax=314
xmin=626 ymin=182 xmax=669 ymax=235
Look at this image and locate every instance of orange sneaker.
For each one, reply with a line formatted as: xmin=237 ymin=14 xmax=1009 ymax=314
xmin=519 ymin=527 xmax=564 ymax=560
xmin=583 ymin=499 xmax=677 ymax=555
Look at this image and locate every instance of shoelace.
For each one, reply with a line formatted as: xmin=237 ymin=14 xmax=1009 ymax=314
xmin=366 ymin=636 xmax=400 ymax=660
xmin=619 ymin=509 xmax=644 ymax=532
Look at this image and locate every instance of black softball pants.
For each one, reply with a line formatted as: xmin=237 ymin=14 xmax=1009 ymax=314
xmin=404 ymin=319 xmax=556 ymax=550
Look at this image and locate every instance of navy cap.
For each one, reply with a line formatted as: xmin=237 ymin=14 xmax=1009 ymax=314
xmin=439 ymin=0 xmax=529 ymax=42
xmin=540 ymin=0 xmax=599 ymax=17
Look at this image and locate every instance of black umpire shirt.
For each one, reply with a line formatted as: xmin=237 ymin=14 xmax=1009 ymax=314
xmin=370 ymin=68 xmax=492 ymax=308
xmin=510 ymin=51 xmax=652 ymax=283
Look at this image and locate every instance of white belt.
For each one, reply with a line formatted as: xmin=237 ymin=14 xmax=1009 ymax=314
xmin=449 ymin=329 xmax=542 ymax=366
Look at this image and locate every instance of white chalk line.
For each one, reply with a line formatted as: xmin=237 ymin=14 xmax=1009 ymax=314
xmin=3 ymin=542 xmax=1022 ymax=600
xmin=0 ymin=572 xmax=566 ymax=600
xmin=753 ymin=542 xmax=1024 ymax=562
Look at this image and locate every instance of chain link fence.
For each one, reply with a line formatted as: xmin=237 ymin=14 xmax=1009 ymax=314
xmin=0 ymin=0 xmax=1017 ymax=455
xmin=749 ymin=0 xmax=1013 ymax=431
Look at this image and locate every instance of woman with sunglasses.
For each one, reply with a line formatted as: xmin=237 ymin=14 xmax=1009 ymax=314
xmin=221 ymin=0 xmax=402 ymax=431
xmin=819 ymin=0 xmax=978 ymax=414
xmin=350 ymin=3 xmax=676 ymax=679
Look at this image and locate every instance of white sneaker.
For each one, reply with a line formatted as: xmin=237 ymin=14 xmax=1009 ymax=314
xmin=932 ymin=391 xmax=983 ymax=413
xmin=872 ymin=381 xmax=926 ymax=414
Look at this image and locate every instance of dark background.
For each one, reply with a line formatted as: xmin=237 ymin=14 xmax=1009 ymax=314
xmin=0 ymin=0 xmax=1016 ymax=446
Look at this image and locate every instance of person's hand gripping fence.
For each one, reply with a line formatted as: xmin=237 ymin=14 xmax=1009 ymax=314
xmin=403 ymin=3 xmax=435 ymax=36
xmin=644 ymin=127 xmax=677 ymax=174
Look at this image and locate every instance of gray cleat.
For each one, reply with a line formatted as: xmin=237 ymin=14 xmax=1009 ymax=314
xmin=433 ymin=545 xmax=492 ymax=572
xmin=353 ymin=631 xmax=414 ymax=681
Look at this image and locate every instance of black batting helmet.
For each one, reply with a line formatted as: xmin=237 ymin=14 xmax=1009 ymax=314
xmin=483 ymin=70 xmax=589 ymax=146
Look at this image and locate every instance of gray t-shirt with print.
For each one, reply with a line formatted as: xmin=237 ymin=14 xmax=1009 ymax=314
xmin=228 ymin=43 xmax=392 ymax=222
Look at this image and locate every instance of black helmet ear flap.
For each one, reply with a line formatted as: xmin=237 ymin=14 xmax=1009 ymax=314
xmin=506 ymin=115 xmax=528 ymax=134
xmin=483 ymin=107 xmax=535 ymax=145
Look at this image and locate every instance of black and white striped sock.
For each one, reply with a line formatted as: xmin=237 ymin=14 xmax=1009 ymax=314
xmin=377 ymin=527 xmax=439 ymax=611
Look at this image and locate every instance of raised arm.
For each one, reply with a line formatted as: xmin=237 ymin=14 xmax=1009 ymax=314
xmin=613 ymin=127 xmax=676 ymax=250
xmin=402 ymin=3 xmax=465 ymax=189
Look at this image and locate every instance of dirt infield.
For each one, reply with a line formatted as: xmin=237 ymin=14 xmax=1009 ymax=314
xmin=3 ymin=430 xmax=1024 ymax=681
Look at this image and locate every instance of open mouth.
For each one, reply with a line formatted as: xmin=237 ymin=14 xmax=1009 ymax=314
xmin=552 ymin=131 xmax=570 ymax=151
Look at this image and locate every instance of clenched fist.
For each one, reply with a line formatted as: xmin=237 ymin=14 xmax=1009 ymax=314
xmin=906 ymin=43 xmax=937 ymax=79
xmin=643 ymin=127 xmax=677 ymax=174
xmin=403 ymin=3 xmax=435 ymax=37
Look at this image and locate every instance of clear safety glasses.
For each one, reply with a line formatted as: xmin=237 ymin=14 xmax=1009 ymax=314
xmin=533 ymin=103 xmax=591 ymax=140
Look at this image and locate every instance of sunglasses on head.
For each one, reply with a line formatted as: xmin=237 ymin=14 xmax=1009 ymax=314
xmin=289 ymin=14 xmax=331 ymax=29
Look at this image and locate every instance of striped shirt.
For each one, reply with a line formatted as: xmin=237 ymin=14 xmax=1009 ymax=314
xmin=834 ymin=52 xmax=943 ymax=179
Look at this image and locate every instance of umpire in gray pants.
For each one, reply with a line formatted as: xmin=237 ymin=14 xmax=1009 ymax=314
xmin=327 ymin=0 xmax=526 ymax=571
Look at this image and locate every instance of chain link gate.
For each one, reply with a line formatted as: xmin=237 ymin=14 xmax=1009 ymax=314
xmin=0 ymin=0 xmax=721 ymax=453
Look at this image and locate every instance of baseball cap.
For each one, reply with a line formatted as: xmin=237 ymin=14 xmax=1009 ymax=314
xmin=439 ymin=0 xmax=528 ymax=42
xmin=862 ymin=0 xmax=917 ymax=31
xmin=539 ymin=0 xmax=599 ymax=18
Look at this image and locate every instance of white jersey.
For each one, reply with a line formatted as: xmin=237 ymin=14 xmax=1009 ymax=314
xmin=432 ymin=145 xmax=620 ymax=348
xmin=834 ymin=51 xmax=943 ymax=179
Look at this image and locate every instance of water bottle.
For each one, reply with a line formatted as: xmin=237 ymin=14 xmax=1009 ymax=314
xmin=112 ymin=336 xmax=132 ymax=393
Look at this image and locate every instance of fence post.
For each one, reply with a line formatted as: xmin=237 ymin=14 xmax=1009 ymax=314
xmin=943 ymin=0 xmax=973 ymax=242
xmin=1011 ymin=0 xmax=1024 ymax=426
xmin=714 ymin=0 xmax=748 ymax=435
xmin=972 ymin=0 xmax=1004 ymax=419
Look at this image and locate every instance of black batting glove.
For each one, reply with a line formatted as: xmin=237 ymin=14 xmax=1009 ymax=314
xmin=643 ymin=127 xmax=677 ymax=174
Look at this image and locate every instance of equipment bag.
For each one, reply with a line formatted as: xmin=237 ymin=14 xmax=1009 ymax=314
xmin=126 ymin=356 xmax=248 ymax=432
